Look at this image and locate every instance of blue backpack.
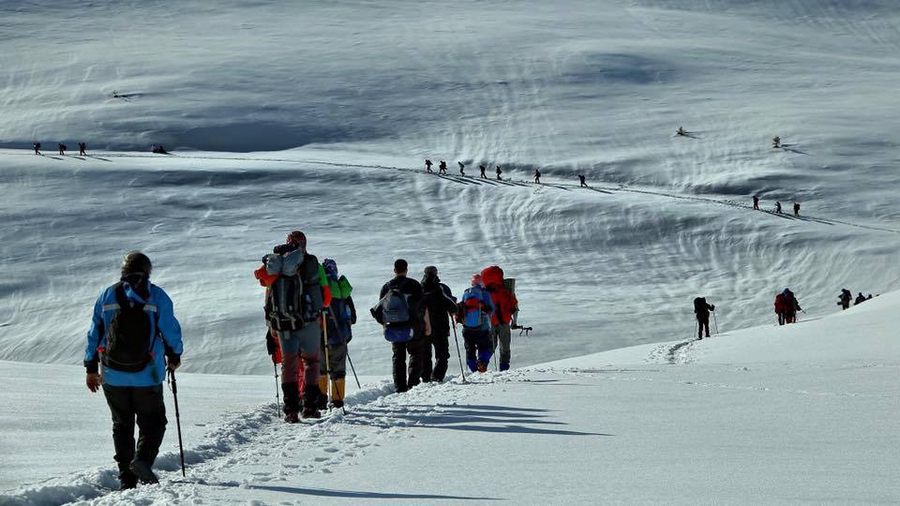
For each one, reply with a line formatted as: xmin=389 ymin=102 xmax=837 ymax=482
xmin=460 ymin=286 xmax=492 ymax=331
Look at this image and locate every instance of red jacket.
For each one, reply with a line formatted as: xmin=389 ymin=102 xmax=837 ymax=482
xmin=481 ymin=266 xmax=518 ymax=326
xmin=774 ymin=293 xmax=787 ymax=313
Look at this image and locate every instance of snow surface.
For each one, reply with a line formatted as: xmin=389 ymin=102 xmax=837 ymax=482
xmin=2 ymin=0 xmax=900 ymax=503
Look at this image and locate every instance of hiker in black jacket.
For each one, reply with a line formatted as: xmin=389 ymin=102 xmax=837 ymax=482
xmin=371 ymin=259 xmax=425 ymax=392
xmin=693 ymin=297 xmax=715 ymax=339
xmin=420 ymin=266 xmax=458 ymax=382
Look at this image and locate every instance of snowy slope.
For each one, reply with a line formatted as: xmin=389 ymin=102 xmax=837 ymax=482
xmin=2 ymin=290 xmax=898 ymax=504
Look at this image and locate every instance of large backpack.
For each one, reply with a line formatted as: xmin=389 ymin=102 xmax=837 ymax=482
xmin=379 ymin=288 xmax=411 ymax=325
xmin=459 ymin=287 xmax=491 ymax=330
xmin=264 ymin=249 xmax=323 ymax=331
xmin=103 ymin=283 xmax=156 ymax=372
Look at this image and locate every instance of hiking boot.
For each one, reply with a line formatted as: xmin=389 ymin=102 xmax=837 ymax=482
xmin=284 ymin=412 xmax=299 ymax=424
xmin=119 ymin=470 xmax=138 ymax=490
xmin=129 ymin=460 xmax=159 ymax=485
xmin=316 ymin=392 xmax=328 ymax=411
xmin=499 ymin=362 xmax=510 ymax=372
xmin=331 ymin=399 xmax=344 ymax=409
xmin=476 ymin=361 xmax=488 ymax=373
xmin=301 ymin=404 xmax=321 ymax=419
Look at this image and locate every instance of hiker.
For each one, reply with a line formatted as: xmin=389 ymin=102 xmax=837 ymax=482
xmin=254 ymin=231 xmax=330 ymax=421
xmin=420 ymin=266 xmax=459 ymax=382
xmin=439 ymin=160 xmax=448 ymax=175
xmin=676 ymin=126 xmax=686 ymax=136
xmin=775 ymin=201 xmax=782 ymax=214
xmin=425 ymin=159 xmax=433 ymax=172
xmin=33 ymin=142 xmax=41 ymax=155
xmin=838 ymin=289 xmax=852 ymax=310
xmin=151 ymin=144 xmax=168 ymax=154
xmin=457 ymin=274 xmax=495 ymax=372
xmin=84 ymin=252 xmax=183 ymax=489
xmin=481 ymin=266 xmax=517 ymax=371
xmin=774 ymin=291 xmax=787 ymax=325
xmin=752 ymin=195 xmax=760 ymax=210
xmin=793 ymin=202 xmax=800 ymax=216
xmin=458 ymin=161 xmax=465 ymax=176
xmin=58 ymin=143 xmax=67 ymax=155
xmin=534 ymin=169 xmax=541 ymax=184
xmin=693 ymin=297 xmax=715 ymax=339
xmin=855 ymin=292 xmax=867 ymax=305
xmin=496 ymin=165 xmax=503 ymax=181
xmin=371 ymin=259 xmax=425 ymax=392
xmin=772 ymin=136 xmax=781 ymax=149
xmin=579 ymin=174 xmax=587 ymax=188
xmin=319 ymin=258 xmax=356 ymax=409
xmin=782 ymin=288 xmax=801 ymax=324
xmin=79 ymin=142 xmax=87 ymax=156
xmin=480 ymin=165 xmax=487 ymax=178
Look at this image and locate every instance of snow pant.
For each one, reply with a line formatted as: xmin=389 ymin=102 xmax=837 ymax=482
xmin=463 ymin=328 xmax=493 ymax=372
xmin=785 ymin=311 xmax=797 ymax=324
xmin=421 ymin=331 xmax=451 ymax=382
xmin=491 ymin=324 xmax=512 ymax=368
xmin=102 ymin=384 xmax=167 ymax=482
xmin=277 ymin=323 xmax=322 ymax=415
xmin=777 ymin=312 xmax=785 ymax=326
xmin=696 ymin=316 xmax=710 ymax=338
xmin=841 ymin=301 xmax=850 ymax=310
xmin=392 ymin=337 xmax=425 ymax=393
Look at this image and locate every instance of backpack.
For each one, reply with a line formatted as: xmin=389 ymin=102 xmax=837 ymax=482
xmin=264 ymin=249 xmax=323 ymax=331
xmin=460 ymin=287 xmax=490 ymax=330
xmin=103 ymin=283 xmax=156 ymax=372
xmin=380 ymin=288 xmax=411 ymax=325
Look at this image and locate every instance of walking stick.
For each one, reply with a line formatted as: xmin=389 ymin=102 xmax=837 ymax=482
xmin=167 ymin=369 xmax=186 ymax=477
xmin=273 ymin=361 xmax=281 ymax=416
xmin=451 ymin=321 xmax=467 ymax=384
xmin=346 ymin=349 xmax=362 ymax=389
xmin=713 ymin=310 xmax=719 ymax=335
xmin=322 ymin=312 xmax=345 ymax=414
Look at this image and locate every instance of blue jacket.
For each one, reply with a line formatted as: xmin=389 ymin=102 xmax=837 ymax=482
xmin=84 ymin=281 xmax=183 ymax=386
xmin=461 ymin=285 xmax=495 ymax=331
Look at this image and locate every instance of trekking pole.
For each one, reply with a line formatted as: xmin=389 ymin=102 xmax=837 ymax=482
xmin=451 ymin=322 xmax=467 ymax=384
xmin=167 ymin=369 xmax=186 ymax=477
xmin=346 ymin=349 xmax=362 ymax=389
xmin=713 ymin=311 xmax=720 ymax=336
xmin=273 ymin=362 xmax=281 ymax=416
xmin=322 ymin=312 xmax=345 ymax=415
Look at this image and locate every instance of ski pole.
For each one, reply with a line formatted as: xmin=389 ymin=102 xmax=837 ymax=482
xmin=322 ymin=312 xmax=345 ymax=415
xmin=273 ymin=361 xmax=280 ymax=416
xmin=451 ymin=322 xmax=467 ymax=383
xmin=346 ymin=349 xmax=362 ymax=389
xmin=713 ymin=310 xmax=719 ymax=335
xmin=167 ymin=369 xmax=186 ymax=477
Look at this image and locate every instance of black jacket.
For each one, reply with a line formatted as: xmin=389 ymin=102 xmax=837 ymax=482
xmin=373 ymin=275 xmax=424 ymax=330
xmin=421 ymin=275 xmax=458 ymax=336
xmin=693 ymin=297 xmax=714 ymax=319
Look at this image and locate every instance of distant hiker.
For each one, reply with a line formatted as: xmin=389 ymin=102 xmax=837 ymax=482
xmin=480 ymin=165 xmax=487 ymax=178
xmin=371 ymin=259 xmax=425 ymax=393
xmin=151 ymin=144 xmax=168 ymax=154
xmin=752 ymin=195 xmax=760 ymax=210
xmin=84 ymin=251 xmax=183 ymax=489
xmin=319 ymin=258 xmax=356 ymax=409
xmin=533 ymin=169 xmax=541 ymax=184
xmin=782 ymin=288 xmax=801 ymax=324
xmin=79 ymin=142 xmax=87 ymax=156
xmin=33 ymin=142 xmax=41 ymax=155
xmin=676 ymin=126 xmax=686 ymax=136
xmin=774 ymin=291 xmax=787 ymax=325
xmin=439 ymin=160 xmax=448 ymax=175
xmin=58 ymin=143 xmax=67 ymax=155
xmin=457 ymin=274 xmax=495 ymax=372
xmin=772 ymin=136 xmax=781 ymax=149
xmin=481 ymin=266 xmax=517 ymax=371
xmin=855 ymin=292 xmax=866 ymax=306
xmin=458 ymin=161 xmax=465 ymax=176
xmin=425 ymin=159 xmax=433 ymax=172
xmin=867 ymin=294 xmax=873 ymax=300
xmin=496 ymin=165 xmax=503 ymax=181
xmin=838 ymin=289 xmax=852 ymax=310
xmin=579 ymin=174 xmax=587 ymax=188
xmin=693 ymin=297 xmax=715 ymax=339
xmin=775 ymin=201 xmax=782 ymax=214
xmin=420 ymin=266 xmax=458 ymax=382
xmin=793 ymin=202 xmax=800 ymax=216
xmin=254 ymin=230 xmax=330 ymax=422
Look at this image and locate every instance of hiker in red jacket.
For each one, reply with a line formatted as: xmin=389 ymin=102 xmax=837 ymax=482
xmin=774 ymin=292 xmax=788 ymax=326
xmin=480 ymin=265 xmax=518 ymax=371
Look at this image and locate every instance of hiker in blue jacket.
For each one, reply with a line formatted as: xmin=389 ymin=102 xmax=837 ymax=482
xmin=458 ymin=274 xmax=495 ymax=372
xmin=84 ymin=251 xmax=183 ymax=489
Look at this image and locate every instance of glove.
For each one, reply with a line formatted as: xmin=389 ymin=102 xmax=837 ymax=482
xmin=166 ymin=355 xmax=181 ymax=371
xmin=710 ymin=304 xmax=715 ymax=311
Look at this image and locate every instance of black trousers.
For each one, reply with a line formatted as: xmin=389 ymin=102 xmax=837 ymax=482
xmin=103 ymin=384 xmax=167 ymax=477
xmin=697 ymin=316 xmax=710 ymax=338
xmin=392 ymin=338 xmax=425 ymax=392
xmin=421 ymin=331 xmax=451 ymax=382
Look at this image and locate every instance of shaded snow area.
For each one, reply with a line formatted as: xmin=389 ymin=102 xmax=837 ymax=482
xmin=1 ymin=0 xmax=900 ymax=503
xmin=2 ymin=291 xmax=899 ymax=504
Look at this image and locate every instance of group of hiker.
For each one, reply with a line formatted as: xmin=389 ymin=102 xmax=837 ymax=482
xmin=424 ymin=158 xmax=589 ymax=187
xmin=33 ymin=142 xmax=87 ymax=156
xmin=752 ymin=195 xmax=800 ymax=216
xmin=837 ymin=289 xmax=874 ymax=309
